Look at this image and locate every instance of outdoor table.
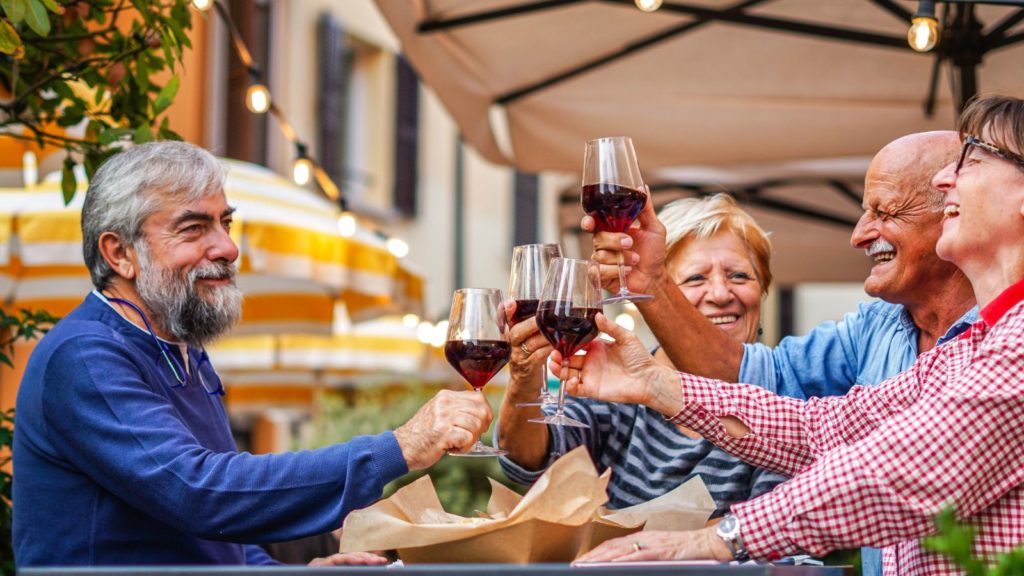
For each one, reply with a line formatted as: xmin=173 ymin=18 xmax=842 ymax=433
xmin=21 ymin=563 xmax=849 ymax=575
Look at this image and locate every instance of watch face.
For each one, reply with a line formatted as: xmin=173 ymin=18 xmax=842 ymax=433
xmin=718 ymin=514 xmax=740 ymax=538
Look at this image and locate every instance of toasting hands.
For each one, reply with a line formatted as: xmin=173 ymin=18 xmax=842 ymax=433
xmin=548 ymin=313 xmax=682 ymax=417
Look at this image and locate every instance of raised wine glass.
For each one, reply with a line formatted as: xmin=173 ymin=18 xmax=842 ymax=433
xmin=529 ymin=258 xmax=603 ymax=428
xmin=508 ymin=243 xmax=563 ymax=407
xmin=581 ymin=136 xmax=653 ymax=304
xmin=444 ymin=288 xmax=510 ymax=457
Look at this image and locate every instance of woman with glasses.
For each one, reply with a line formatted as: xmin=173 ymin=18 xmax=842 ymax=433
xmin=564 ymin=95 xmax=1024 ymax=575
xmin=497 ymin=194 xmax=787 ymax=517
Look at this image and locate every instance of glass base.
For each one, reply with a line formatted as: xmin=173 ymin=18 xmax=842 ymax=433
xmin=448 ymin=441 xmax=507 ymax=457
xmin=600 ymin=290 xmax=654 ymax=305
xmin=529 ymin=413 xmax=590 ymax=428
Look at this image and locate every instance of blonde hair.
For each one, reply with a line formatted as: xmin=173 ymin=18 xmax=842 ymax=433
xmin=660 ymin=193 xmax=773 ymax=294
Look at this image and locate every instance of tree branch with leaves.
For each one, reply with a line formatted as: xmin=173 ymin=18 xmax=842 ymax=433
xmin=0 ymin=0 xmax=194 ymax=203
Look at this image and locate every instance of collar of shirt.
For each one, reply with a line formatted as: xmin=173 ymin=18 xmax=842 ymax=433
xmin=980 ymin=277 xmax=1024 ymax=327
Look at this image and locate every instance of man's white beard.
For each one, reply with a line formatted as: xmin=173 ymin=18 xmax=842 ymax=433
xmin=134 ymin=243 xmax=242 ymax=347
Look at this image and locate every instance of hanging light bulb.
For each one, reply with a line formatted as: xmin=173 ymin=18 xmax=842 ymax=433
xmin=191 ymin=0 xmax=213 ymax=11
xmin=291 ymin=143 xmax=313 ymax=186
xmin=416 ymin=321 xmax=434 ymax=344
xmin=245 ymin=83 xmax=271 ymax=113
xmin=337 ymin=212 xmax=357 ymax=237
xmin=22 ymin=150 xmax=38 ymax=187
xmin=907 ymin=0 xmax=939 ymax=52
xmin=635 ymin=0 xmax=662 ymax=12
xmin=387 ymin=237 xmax=410 ymax=258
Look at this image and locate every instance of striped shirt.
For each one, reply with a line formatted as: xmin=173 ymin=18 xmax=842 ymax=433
xmin=670 ymin=279 xmax=1024 ymax=575
xmin=499 ymin=398 xmax=788 ymax=515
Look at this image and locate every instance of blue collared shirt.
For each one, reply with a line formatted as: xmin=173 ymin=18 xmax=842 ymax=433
xmin=739 ymin=299 xmax=978 ymax=576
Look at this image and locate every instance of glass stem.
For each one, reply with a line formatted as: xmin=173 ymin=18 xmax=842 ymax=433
xmin=555 ymin=366 xmax=567 ymax=417
xmin=617 ymin=251 xmax=629 ymax=295
xmin=540 ymin=363 xmax=549 ymax=398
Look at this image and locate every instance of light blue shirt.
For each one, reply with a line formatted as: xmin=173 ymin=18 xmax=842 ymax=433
xmin=738 ymin=299 xmax=978 ymax=576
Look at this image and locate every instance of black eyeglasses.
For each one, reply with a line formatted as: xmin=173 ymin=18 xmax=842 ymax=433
xmin=955 ymin=135 xmax=1024 ymax=175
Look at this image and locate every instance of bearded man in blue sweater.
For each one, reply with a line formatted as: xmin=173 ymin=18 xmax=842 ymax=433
xmin=13 ymin=141 xmax=492 ymax=567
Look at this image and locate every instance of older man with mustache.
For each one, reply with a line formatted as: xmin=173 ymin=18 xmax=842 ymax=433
xmin=13 ymin=141 xmax=493 ymax=567
xmin=588 ymin=130 xmax=978 ymax=574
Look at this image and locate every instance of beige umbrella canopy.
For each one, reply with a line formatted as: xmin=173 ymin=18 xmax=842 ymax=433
xmin=377 ymin=0 xmax=1024 ymax=282
xmin=376 ymin=0 xmax=1024 ymax=173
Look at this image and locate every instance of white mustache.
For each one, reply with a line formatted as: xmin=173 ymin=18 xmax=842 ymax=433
xmin=190 ymin=262 xmax=235 ymax=282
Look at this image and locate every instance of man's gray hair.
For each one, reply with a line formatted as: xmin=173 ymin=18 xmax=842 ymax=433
xmin=81 ymin=141 xmax=227 ymax=289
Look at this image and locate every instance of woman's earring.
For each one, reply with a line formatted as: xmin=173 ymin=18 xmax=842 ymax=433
xmin=757 ymin=325 xmax=764 ymax=336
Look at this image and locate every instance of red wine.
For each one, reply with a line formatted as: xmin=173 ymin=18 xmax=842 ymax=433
xmin=444 ymin=339 xmax=511 ymax=390
xmin=582 ymin=183 xmax=646 ymax=233
xmin=509 ymin=299 xmax=539 ymax=324
xmin=536 ymin=300 xmax=601 ymax=357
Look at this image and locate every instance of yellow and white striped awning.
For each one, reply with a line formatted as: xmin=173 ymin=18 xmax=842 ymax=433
xmin=0 ymin=159 xmax=424 ymax=334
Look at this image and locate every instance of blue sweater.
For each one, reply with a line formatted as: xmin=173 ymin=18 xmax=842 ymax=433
xmin=13 ymin=293 xmax=408 ymax=566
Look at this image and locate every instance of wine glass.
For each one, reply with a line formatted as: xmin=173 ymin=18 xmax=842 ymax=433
xmin=508 ymin=243 xmax=562 ymax=407
xmin=581 ymin=136 xmax=653 ymax=304
xmin=444 ymin=288 xmax=510 ymax=457
xmin=529 ymin=258 xmax=603 ymax=428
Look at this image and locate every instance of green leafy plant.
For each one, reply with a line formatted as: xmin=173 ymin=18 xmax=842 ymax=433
xmin=1 ymin=308 xmax=57 ymax=575
xmin=308 ymin=384 xmax=525 ymax=516
xmin=924 ymin=508 xmax=1024 ymax=575
xmin=0 ymin=0 xmax=193 ymax=203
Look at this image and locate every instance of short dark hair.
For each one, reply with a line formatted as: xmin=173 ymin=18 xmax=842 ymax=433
xmin=958 ymin=94 xmax=1024 ymax=161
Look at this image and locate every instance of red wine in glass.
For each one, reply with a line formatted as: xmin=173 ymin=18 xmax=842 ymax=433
xmin=444 ymin=339 xmax=511 ymax=390
xmin=509 ymin=299 xmax=540 ymax=324
xmin=508 ymin=243 xmax=562 ymax=407
xmin=529 ymin=258 xmax=603 ymax=429
xmin=445 ymin=287 xmax=510 ymax=457
xmin=536 ymin=301 xmax=601 ymax=358
xmin=582 ymin=183 xmax=647 ymax=233
xmin=582 ymin=136 xmax=653 ymax=304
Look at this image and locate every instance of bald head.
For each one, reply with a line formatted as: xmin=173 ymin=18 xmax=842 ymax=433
xmin=869 ymin=131 xmax=961 ymax=210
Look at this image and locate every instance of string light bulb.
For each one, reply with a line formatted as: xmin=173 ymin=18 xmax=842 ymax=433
xmin=245 ymin=83 xmax=271 ymax=113
xmin=387 ymin=237 xmax=410 ymax=258
xmin=22 ymin=150 xmax=38 ymax=187
xmin=292 ymin=143 xmax=313 ymax=186
xmin=402 ymin=314 xmax=420 ymax=328
xmin=337 ymin=212 xmax=357 ymax=237
xmin=191 ymin=0 xmax=213 ymax=11
xmin=907 ymin=0 xmax=939 ymax=52
xmin=635 ymin=0 xmax=663 ymax=12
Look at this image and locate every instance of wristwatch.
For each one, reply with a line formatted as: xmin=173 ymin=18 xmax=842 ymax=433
xmin=716 ymin=514 xmax=750 ymax=561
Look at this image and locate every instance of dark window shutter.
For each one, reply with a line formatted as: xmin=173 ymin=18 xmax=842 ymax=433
xmin=317 ymin=14 xmax=351 ymax=187
xmin=393 ymin=56 xmax=419 ymax=217
xmin=513 ymin=171 xmax=539 ymax=245
xmin=225 ymin=0 xmax=272 ymax=164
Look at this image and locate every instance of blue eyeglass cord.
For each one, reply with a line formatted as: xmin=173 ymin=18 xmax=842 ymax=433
xmin=106 ymin=297 xmax=225 ymax=396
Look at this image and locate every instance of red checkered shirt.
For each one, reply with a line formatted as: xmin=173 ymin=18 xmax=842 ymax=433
xmin=668 ymin=279 xmax=1024 ymax=575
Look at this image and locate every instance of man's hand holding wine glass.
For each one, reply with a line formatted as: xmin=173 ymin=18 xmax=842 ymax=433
xmin=548 ymin=312 xmax=683 ymax=417
xmin=393 ymin=389 xmax=494 ymax=470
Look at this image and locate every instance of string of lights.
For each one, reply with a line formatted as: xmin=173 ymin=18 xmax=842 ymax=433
xmin=193 ymin=0 xmax=410 ymax=259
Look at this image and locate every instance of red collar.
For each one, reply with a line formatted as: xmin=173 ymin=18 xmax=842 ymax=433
xmin=980 ymin=277 xmax=1024 ymax=326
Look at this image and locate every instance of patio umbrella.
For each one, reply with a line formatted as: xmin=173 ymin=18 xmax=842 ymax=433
xmin=376 ymin=0 xmax=1024 ymax=282
xmin=376 ymin=0 xmax=1024 ymax=172
xmin=0 ymin=159 xmax=424 ymax=333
